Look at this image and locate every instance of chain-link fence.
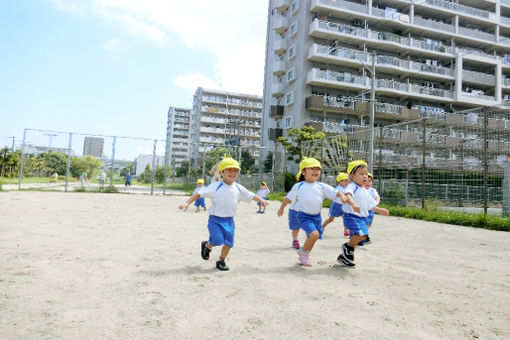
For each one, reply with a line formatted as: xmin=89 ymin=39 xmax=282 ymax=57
xmin=302 ymin=107 xmax=510 ymax=215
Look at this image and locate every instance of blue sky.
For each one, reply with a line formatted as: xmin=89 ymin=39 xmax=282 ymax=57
xmin=0 ymin=0 xmax=267 ymax=160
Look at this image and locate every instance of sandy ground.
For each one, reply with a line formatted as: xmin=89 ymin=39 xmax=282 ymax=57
xmin=0 ymin=191 xmax=509 ymax=339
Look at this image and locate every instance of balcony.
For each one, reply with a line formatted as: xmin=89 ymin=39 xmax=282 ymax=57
xmin=269 ymin=128 xmax=283 ymax=141
xmin=311 ymin=0 xmax=369 ymax=15
xmin=462 ymin=70 xmax=496 ymax=86
xmin=457 ymin=27 xmax=496 ymax=42
xmin=413 ymin=17 xmax=455 ymax=34
xmin=270 ymin=105 xmax=284 ymax=119
xmin=273 ymin=60 xmax=286 ymax=76
xmin=306 ymin=68 xmax=369 ymax=90
xmin=424 ymin=0 xmax=490 ymax=20
xmin=271 ymin=82 xmax=286 ymax=97
xmin=273 ymin=0 xmax=290 ymax=14
xmin=273 ymin=39 xmax=287 ymax=55
xmin=273 ymin=16 xmax=289 ymax=34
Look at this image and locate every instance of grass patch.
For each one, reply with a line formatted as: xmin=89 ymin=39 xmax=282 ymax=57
xmin=165 ymin=183 xmax=195 ymax=194
xmin=385 ymin=205 xmax=510 ymax=232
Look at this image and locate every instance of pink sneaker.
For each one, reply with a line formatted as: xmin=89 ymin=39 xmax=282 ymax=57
xmin=344 ymin=230 xmax=350 ymax=237
xmin=297 ymin=250 xmax=312 ymax=267
xmin=292 ymin=239 xmax=300 ymax=249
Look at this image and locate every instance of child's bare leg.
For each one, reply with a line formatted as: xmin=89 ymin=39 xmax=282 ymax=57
xmin=292 ymin=229 xmax=299 ymax=239
xmin=302 ymin=231 xmax=319 ymax=252
xmin=322 ymin=216 xmax=334 ymax=228
xmin=348 ymin=234 xmax=367 ymax=248
xmin=219 ymin=245 xmax=231 ymax=260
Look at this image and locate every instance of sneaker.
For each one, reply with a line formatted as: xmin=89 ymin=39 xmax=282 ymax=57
xmin=201 ymin=241 xmax=211 ymax=260
xmin=337 ymin=253 xmax=355 ymax=268
xmin=256 ymin=210 xmax=262 ymax=213
xmin=365 ymin=236 xmax=372 ymax=244
xmin=297 ymin=250 xmax=312 ymax=267
xmin=261 ymin=211 xmax=265 ymax=214
xmin=216 ymin=260 xmax=229 ymax=271
xmin=343 ymin=230 xmax=350 ymax=237
xmin=292 ymin=240 xmax=300 ymax=249
xmin=342 ymin=243 xmax=354 ymax=261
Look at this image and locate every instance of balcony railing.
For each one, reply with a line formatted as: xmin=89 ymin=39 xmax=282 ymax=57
xmin=458 ymin=27 xmax=496 ymax=42
xmin=314 ymin=0 xmax=369 ymax=14
xmin=462 ymin=70 xmax=496 ymax=85
xmin=425 ymin=0 xmax=490 ymax=19
xmin=413 ymin=17 xmax=455 ymax=33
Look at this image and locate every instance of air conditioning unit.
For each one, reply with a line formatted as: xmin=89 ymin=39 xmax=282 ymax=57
xmin=353 ymin=19 xmax=363 ymax=27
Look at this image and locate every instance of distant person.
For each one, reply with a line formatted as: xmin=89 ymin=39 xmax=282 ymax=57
xmin=322 ymin=172 xmax=350 ymax=236
xmin=193 ymin=179 xmax=207 ymax=212
xmin=99 ymin=169 xmax=106 ymax=189
xmin=256 ymin=181 xmax=270 ymax=213
xmin=79 ymin=171 xmax=88 ymax=188
xmin=125 ymin=171 xmax=132 ymax=189
xmin=208 ymin=156 xmax=224 ymax=182
xmin=50 ymin=172 xmax=58 ymax=184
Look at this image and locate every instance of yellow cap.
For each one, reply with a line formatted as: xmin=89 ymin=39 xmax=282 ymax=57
xmin=218 ymin=157 xmax=241 ymax=172
xmin=336 ymin=172 xmax=349 ymax=182
xmin=367 ymin=172 xmax=373 ymax=179
xmin=196 ymin=178 xmax=205 ymax=184
xmin=261 ymin=181 xmax=267 ymax=186
xmin=347 ymin=160 xmax=368 ymax=175
xmin=296 ymin=157 xmax=322 ymax=181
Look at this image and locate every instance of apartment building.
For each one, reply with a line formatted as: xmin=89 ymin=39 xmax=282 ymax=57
xmin=83 ymin=137 xmax=104 ymax=158
xmin=190 ymin=87 xmax=263 ymax=167
xmin=262 ymin=0 xmax=510 ymax=160
xmin=166 ymin=106 xmax=192 ymax=167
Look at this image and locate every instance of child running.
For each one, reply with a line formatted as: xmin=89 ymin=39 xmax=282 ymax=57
xmin=337 ymin=160 xmax=389 ymax=268
xmin=193 ymin=179 xmax=207 ymax=212
xmin=278 ymin=157 xmax=360 ymax=267
xmin=322 ymin=172 xmax=349 ymax=236
xmin=364 ymin=172 xmax=380 ymax=244
xmin=256 ymin=181 xmax=270 ymax=213
xmin=179 ymin=157 xmax=268 ymax=271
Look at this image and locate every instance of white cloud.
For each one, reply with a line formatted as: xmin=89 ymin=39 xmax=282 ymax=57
xmin=173 ymin=73 xmax=219 ymax=93
xmin=102 ymin=38 xmax=119 ymax=50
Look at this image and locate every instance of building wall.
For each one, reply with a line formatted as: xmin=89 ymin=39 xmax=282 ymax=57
xmin=83 ymin=137 xmax=104 ymax=158
xmin=167 ymin=106 xmax=191 ymax=168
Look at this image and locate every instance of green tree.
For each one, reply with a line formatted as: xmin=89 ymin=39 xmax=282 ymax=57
xmin=278 ymin=126 xmax=326 ymax=163
xmin=41 ymin=151 xmax=67 ymax=175
xmin=0 ymin=148 xmax=20 ymax=177
xmin=70 ymin=155 xmax=102 ymax=178
xmin=240 ymin=149 xmax=255 ymax=174
xmin=263 ymin=151 xmax=273 ymax=173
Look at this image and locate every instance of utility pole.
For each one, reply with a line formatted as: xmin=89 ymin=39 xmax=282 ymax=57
xmin=367 ymin=52 xmax=376 ymax=172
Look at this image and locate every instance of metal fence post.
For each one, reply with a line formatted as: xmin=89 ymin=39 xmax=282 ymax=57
xmin=150 ymin=139 xmax=157 ymax=195
xmin=483 ymin=106 xmax=488 ymax=216
xmin=109 ymin=136 xmax=116 ymax=188
xmin=421 ymin=118 xmax=427 ymax=209
xmin=18 ymin=129 xmax=27 ymax=190
xmin=65 ymin=133 xmax=72 ymax=192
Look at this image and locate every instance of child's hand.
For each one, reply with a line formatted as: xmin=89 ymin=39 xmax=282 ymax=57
xmin=352 ymin=203 xmax=361 ymax=213
xmin=179 ymin=203 xmax=189 ymax=211
xmin=380 ymin=208 xmax=389 ymax=216
xmin=339 ymin=192 xmax=348 ymax=203
xmin=277 ymin=207 xmax=284 ymax=217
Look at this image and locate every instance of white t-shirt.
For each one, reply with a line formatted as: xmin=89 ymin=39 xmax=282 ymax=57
xmin=368 ymin=187 xmax=380 ymax=201
xmin=197 ymin=181 xmax=254 ymax=217
xmin=256 ymin=188 xmax=269 ymax=198
xmin=286 ymin=181 xmax=338 ymax=215
xmin=342 ymin=182 xmax=377 ymax=217
xmin=332 ymin=184 xmax=348 ymax=204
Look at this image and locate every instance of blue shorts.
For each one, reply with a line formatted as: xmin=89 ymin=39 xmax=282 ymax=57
xmin=207 ymin=215 xmax=235 ymax=248
xmin=288 ymin=209 xmax=300 ymax=231
xmin=195 ymin=197 xmax=206 ymax=207
xmin=257 ymin=197 xmax=267 ymax=206
xmin=343 ymin=213 xmax=369 ymax=239
xmin=328 ymin=202 xmax=344 ymax=217
xmin=296 ymin=212 xmax=323 ymax=239
xmin=367 ymin=211 xmax=375 ymax=226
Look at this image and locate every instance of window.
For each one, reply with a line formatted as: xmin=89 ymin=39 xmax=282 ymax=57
xmin=284 ymin=116 xmax=293 ymax=128
xmin=285 ymin=91 xmax=294 ymax=105
xmin=289 ymin=22 xmax=297 ymax=36
xmin=287 ymin=68 xmax=296 ymax=82
xmin=288 ymin=45 xmax=296 ymax=60
xmin=290 ymin=1 xmax=299 ymax=15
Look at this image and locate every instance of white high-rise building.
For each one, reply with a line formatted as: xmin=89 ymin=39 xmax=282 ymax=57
xmin=166 ymin=107 xmax=192 ymax=167
xmin=83 ymin=137 xmax=104 ymax=158
xmin=190 ymin=87 xmax=263 ymax=167
xmin=262 ymin=0 xmax=510 ymax=162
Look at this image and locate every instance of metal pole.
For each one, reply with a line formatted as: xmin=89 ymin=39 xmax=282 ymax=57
xmin=150 ymin=139 xmax=157 ymax=195
xmin=421 ymin=119 xmax=427 ymax=209
xmin=271 ymin=143 xmax=276 ymax=192
xmin=109 ymin=136 xmax=116 ymax=188
xmin=18 ymin=129 xmax=27 ymax=189
xmin=10 ymin=136 xmax=15 ymax=152
xmin=458 ymin=140 xmax=464 ymax=207
xmin=377 ymin=126 xmax=383 ymax=192
xmin=65 ymin=133 xmax=72 ymax=192
xmin=368 ymin=52 xmax=376 ymax=172
xmin=483 ymin=107 xmax=488 ymax=216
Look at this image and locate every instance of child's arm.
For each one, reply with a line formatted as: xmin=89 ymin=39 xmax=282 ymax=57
xmin=372 ymin=206 xmax=389 ymax=216
xmin=277 ymin=198 xmax=291 ymax=217
xmin=179 ymin=193 xmax=200 ymax=211
xmin=336 ymin=191 xmax=348 ymax=203
xmin=253 ymin=194 xmax=269 ymax=208
xmin=265 ymin=185 xmax=271 ymax=194
xmin=344 ymin=194 xmax=361 ymax=213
